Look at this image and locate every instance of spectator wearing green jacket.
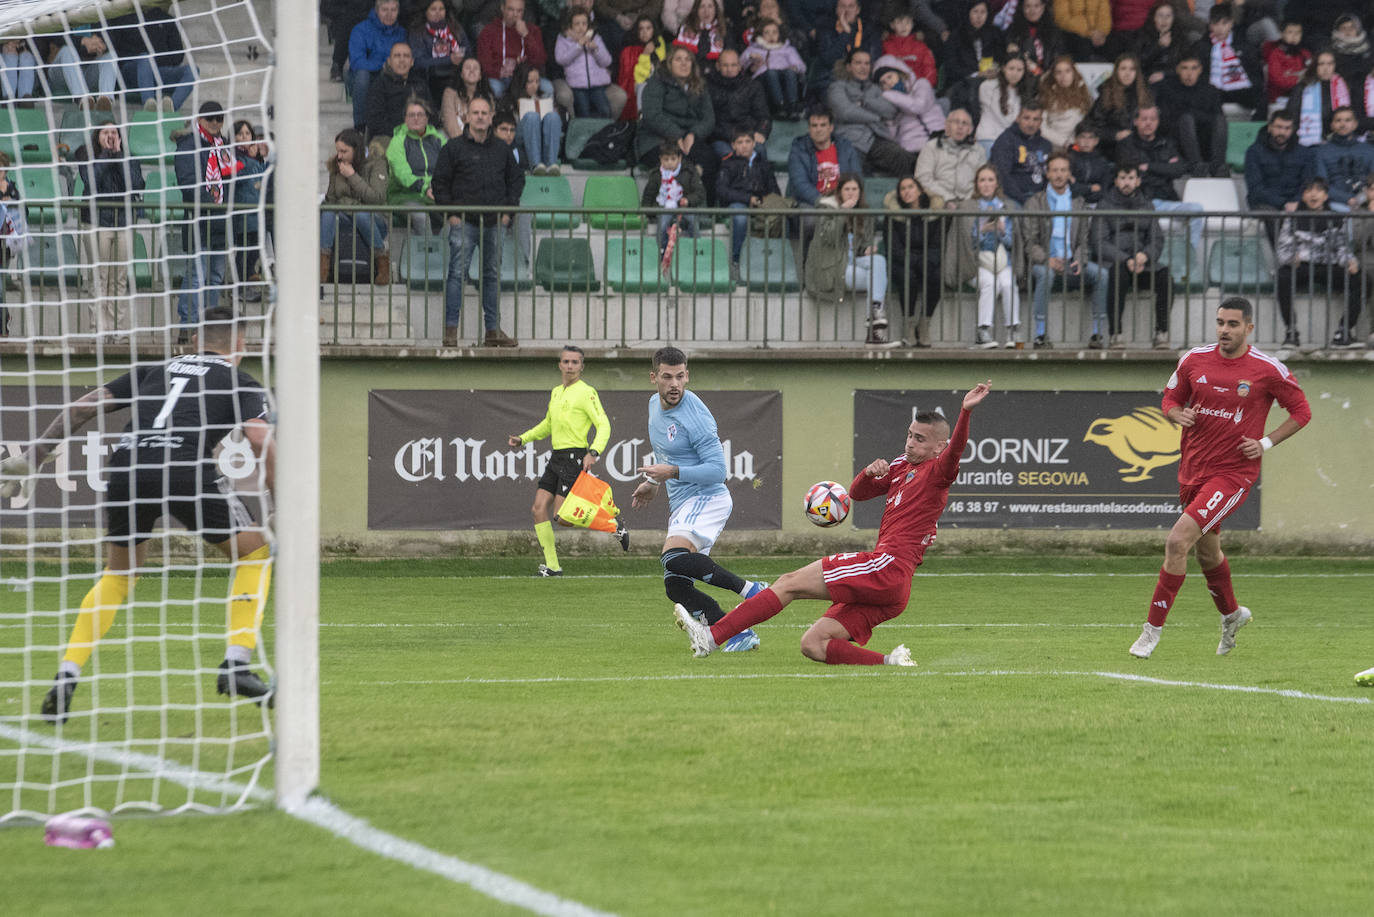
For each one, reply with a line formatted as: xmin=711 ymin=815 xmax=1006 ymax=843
xmin=386 ymin=97 xmax=446 ymax=233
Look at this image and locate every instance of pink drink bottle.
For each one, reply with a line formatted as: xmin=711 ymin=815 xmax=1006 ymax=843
xmin=44 ymin=814 xmax=115 ymax=849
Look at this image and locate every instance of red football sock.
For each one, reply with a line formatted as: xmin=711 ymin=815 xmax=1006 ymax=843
xmin=1203 ymin=559 xmax=1238 ymax=615
xmin=1147 ymin=568 xmax=1187 ymax=627
xmin=710 ymin=588 xmax=783 ymax=645
xmin=823 ymin=639 xmax=885 ymax=666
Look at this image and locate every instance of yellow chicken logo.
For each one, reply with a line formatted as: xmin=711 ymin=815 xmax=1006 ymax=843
xmin=1083 ymin=407 xmax=1182 ymax=482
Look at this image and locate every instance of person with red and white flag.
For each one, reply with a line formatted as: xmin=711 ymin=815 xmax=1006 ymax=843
xmin=1129 ymin=298 xmax=1312 ymax=659
xmin=173 ymin=101 xmax=244 ymax=344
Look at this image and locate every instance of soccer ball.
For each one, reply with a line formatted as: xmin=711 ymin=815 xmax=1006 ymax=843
xmin=804 ymin=481 xmax=851 ymax=527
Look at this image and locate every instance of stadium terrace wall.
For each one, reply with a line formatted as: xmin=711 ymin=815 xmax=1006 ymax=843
xmin=9 ymin=352 xmax=1373 ymax=555
xmin=321 ymin=350 xmax=1374 ymax=556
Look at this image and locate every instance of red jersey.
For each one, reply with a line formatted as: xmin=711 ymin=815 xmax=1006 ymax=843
xmin=1162 ymin=344 xmax=1311 ymax=487
xmin=849 ymin=409 xmax=970 ymax=571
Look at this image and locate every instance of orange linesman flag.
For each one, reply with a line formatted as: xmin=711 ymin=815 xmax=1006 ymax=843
xmin=556 ymin=471 xmax=621 ymax=533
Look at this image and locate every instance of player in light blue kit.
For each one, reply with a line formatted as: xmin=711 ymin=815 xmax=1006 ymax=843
xmin=631 ymin=346 xmax=767 ymax=652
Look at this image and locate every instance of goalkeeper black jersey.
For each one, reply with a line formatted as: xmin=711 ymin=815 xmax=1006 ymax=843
xmin=103 ymin=353 xmax=268 ymax=472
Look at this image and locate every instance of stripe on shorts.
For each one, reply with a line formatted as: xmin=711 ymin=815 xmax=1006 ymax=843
xmin=1200 ymin=487 xmax=1245 ymax=534
xmin=824 ymin=553 xmax=895 ymax=583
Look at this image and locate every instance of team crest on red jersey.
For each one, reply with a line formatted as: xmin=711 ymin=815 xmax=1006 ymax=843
xmin=1237 ymin=381 xmax=1251 ymax=398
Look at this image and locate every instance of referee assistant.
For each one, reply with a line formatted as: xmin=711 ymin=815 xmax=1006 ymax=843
xmin=508 ymin=345 xmax=627 ymax=576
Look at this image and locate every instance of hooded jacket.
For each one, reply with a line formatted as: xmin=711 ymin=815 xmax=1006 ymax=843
xmin=826 ymin=74 xmax=897 ymax=155
xmin=872 ymin=54 xmax=944 ymax=153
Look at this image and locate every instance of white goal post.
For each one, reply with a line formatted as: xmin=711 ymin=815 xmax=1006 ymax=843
xmin=0 ymin=0 xmax=319 ymax=820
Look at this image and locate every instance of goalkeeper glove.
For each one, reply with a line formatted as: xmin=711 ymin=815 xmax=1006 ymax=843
xmin=0 ymin=455 xmax=34 ymax=500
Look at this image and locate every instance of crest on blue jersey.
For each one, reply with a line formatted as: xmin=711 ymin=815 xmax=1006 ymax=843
xmin=1237 ymin=381 xmax=1250 ymax=398
xmin=666 ymin=422 xmax=677 ymax=441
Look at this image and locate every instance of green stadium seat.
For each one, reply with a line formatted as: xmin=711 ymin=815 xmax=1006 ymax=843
xmin=564 ymin=117 xmax=625 ymax=170
xmin=765 ymin=119 xmax=807 ymax=172
xmin=671 ymin=237 xmax=733 ymax=293
xmin=57 ymin=108 xmax=112 ymax=160
xmin=521 ymin=175 xmax=579 ymax=229
xmin=863 ymin=176 xmax=898 ymax=205
xmin=0 ymin=107 xmax=56 ymax=164
xmin=534 ymin=237 xmax=599 ymax=291
xmin=1207 ymin=236 xmax=1273 ymax=293
xmin=128 ymin=113 xmax=186 ymax=164
xmin=468 ymin=232 xmax=533 ymax=290
xmin=141 ymin=167 xmax=186 ymax=220
xmin=582 ymin=175 xmax=643 ymax=229
xmin=24 ymin=233 xmax=81 ymax=286
xmin=605 ymin=235 xmax=669 ymax=292
xmin=18 ymin=167 xmax=63 ymax=224
xmin=1159 ymin=233 xmax=1209 ymax=293
xmin=1226 ymin=121 xmax=1264 ymax=173
xmin=740 ymin=236 xmax=800 ymax=292
xmin=401 ymin=233 xmax=446 ymax=290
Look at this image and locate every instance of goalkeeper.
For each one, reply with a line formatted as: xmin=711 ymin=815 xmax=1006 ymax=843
xmin=507 ymin=345 xmax=628 ymax=576
xmin=1 ymin=307 xmax=276 ymax=724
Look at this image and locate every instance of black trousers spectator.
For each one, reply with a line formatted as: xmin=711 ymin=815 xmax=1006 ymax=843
xmin=325 ymin=0 xmax=373 ymax=73
xmin=864 ymin=139 xmax=919 ymax=179
xmin=1276 ymin=262 xmax=1365 ymax=332
xmin=1176 ymin=112 xmax=1228 ymax=176
xmin=890 ymin=248 xmax=942 ymax=320
xmin=1107 ymin=262 xmax=1172 ymax=334
xmin=1218 ymin=86 xmax=1263 ymax=120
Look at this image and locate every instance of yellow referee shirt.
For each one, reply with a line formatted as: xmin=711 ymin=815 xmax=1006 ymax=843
xmin=517 ymin=380 xmax=611 ymax=453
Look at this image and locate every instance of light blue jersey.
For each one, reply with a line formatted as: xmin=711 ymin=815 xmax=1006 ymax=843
xmin=647 ymin=390 xmax=728 ymax=510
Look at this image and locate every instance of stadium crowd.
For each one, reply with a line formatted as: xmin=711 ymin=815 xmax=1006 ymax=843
xmin=0 ymin=1 xmax=1371 ymax=351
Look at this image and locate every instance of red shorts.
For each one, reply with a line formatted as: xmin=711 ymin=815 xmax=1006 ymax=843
xmin=820 ymin=551 xmax=913 ymax=646
xmin=1180 ymin=472 xmax=1253 ymax=534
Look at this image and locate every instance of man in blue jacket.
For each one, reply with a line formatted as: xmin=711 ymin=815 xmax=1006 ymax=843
xmin=787 ymin=107 xmax=862 ymax=261
xmin=348 ymin=0 xmax=406 ymax=130
xmin=1244 ymin=110 xmax=1315 ymax=242
xmin=1315 ymin=107 xmax=1374 ymax=210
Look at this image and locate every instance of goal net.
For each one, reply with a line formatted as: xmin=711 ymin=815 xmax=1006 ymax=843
xmin=0 ymin=0 xmax=283 ymax=823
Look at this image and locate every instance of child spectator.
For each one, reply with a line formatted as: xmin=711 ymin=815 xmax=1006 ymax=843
xmin=740 ymin=18 xmax=806 ymax=119
xmin=1261 ymin=20 xmax=1310 ymax=105
xmin=491 ymin=109 xmax=533 ymax=272
xmin=555 ymin=8 xmax=613 ymax=117
xmin=716 ymin=126 xmax=781 ymax=278
xmin=1067 ymin=121 xmax=1111 ymax=203
xmin=738 ymin=0 xmax=785 ymax=47
xmin=643 ymin=139 xmax=704 ymax=253
xmin=874 ymin=56 xmax=944 ymax=153
xmin=1275 ymin=177 xmax=1363 ymax=348
xmin=231 ymin=120 xmax=266 ymax=300
xmin=881 ymin=7 xmax=936 ymax=88
xmin=616 ymin=16 xmax=667 ymax=121
xmin=1038 ymin=54 xmax=1093 ymax=149
xmin=1192 ymin=3 xmax=1262 ymax=118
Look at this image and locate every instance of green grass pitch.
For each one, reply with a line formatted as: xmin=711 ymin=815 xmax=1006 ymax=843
xmin=3 ymin=554 xmax=1372 ymax=916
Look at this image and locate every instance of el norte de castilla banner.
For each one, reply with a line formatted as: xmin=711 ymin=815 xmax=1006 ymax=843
xmin=369 ymin=390 xmax=783 ymax=530
xmin=852 ymin=390 xmax=1259 ymax=530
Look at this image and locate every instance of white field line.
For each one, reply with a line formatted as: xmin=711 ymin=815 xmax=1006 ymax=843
xmin=330 ymin=669 xmax=1374 ymax=706
xmin=0 ymin=722 xmax=618 ymax=917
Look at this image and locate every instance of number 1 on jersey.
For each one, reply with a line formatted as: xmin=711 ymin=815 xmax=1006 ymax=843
xmin=151 ymin=376 xmax=190 ymax=429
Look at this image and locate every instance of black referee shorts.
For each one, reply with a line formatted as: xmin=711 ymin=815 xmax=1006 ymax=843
xmin=104 ymin=465 xmax=253 ymax=546
xmin=537 ymin=448 xmax=586 ymax=497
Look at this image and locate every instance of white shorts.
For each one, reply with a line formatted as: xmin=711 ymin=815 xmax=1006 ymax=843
xmin=666 ymin=491 xmax=734 ymax=555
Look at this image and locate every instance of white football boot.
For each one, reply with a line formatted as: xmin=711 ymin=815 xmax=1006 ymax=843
xmin=1129 ymin=623 xmax=1162 ymax=658
xmin=885 ymin=644 xmax=916 ymax=666
xmin=1216 ymin=606 xmax=1251 ymax=655
xmin=673 ymin=604 xmax=717 ymax=658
